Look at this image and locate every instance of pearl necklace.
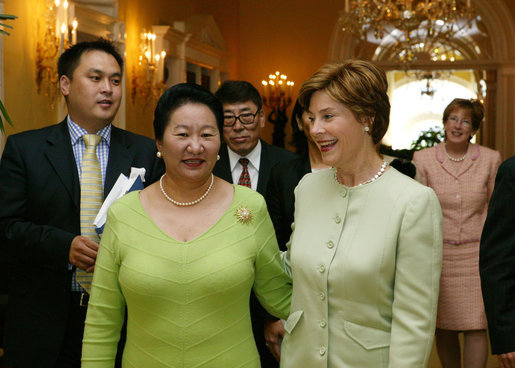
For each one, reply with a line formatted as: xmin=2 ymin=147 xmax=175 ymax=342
xmin=159 ymin=174 xmax=214 ymax=206
xmin=444 ymin=145 xmax=467 ymax=162
xmin=334 ymin=160 xmax=388 ymax=187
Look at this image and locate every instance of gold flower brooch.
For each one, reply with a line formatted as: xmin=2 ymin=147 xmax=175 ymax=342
xmin=234 ymin=205 xmax=253 ymax=225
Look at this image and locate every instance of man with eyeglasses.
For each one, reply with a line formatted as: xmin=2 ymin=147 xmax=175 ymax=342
xmin=214 ymin=80 xmax=295 ymax=368
xmin=214 ymin=80 xmax=295 ymax=194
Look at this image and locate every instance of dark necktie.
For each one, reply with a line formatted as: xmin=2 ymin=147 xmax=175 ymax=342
xmin=238 ymin=158 xmax=251 ymax=188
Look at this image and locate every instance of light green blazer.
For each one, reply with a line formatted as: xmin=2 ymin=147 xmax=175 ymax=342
xmin=281 ymin=168 xmax=443 ymax=368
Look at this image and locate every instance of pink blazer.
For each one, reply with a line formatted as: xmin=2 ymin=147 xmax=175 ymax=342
xmin=413 ymin=142 xmax=501 ymax=245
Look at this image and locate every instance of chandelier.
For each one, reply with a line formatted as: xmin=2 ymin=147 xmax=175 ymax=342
xmin=261 ymin=71 xmax=294 ymax=147
xmin=261 ymin=72 xmax=294 ymax=113
xmin=341 ymin=0 xmax=477 ymax=65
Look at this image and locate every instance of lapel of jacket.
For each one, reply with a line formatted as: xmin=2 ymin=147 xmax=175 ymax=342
xmin=436 ymin=142 xmax=478 ymax=179
xmin=104 ymin=126 xmax=133 ymax=197
xmin=45 ymin=119 xmax=81 ymax=210
xmin=256 ymin=140 xmax=270 ymax=195
xmin=214 ymin=144 xmax=233 ymax=183
xmin=456 ymin=143 xmax=479 ymax=177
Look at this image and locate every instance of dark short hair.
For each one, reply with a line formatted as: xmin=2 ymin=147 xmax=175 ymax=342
xmin=58 ymin=38 xmax=124 ymax=79
xmin=290 ymin=100 xmax=308 ymax=156
xmin=153 ymin=83 xmax=224 ymax=141
xmin=298 ymin=59 xmax=390 ymax=145
xmin=443 ymin=98 xmax=484 ymax=134
xmin=215 ymin=80 xmax=262 ymax=111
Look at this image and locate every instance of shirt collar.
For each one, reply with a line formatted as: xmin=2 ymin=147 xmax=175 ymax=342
xmin=67 ymin=115 xmax=112 ymax=146
xmin=228 ymin=140 xmax=262 ymax=172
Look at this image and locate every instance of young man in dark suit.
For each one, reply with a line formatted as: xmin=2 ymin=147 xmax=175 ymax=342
xmin=0 ymin=39 xmax=163 ymax=368
xmin=213 ymin=80 xmax=295 ymax=367
xmin=480 ymin=155 xmax=515 ymax=368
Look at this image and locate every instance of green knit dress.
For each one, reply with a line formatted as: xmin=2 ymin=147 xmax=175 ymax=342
xmin=82 ymin=186 xmax=291 ymax=368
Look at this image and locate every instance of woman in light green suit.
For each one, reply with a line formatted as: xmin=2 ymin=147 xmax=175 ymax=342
xmin=279 ymin=60 xmax=443 ymax=368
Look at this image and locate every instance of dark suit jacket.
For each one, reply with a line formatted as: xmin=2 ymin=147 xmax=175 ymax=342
xmin=266 ymin=155 xmax=311 ymax=250
xmin=213 ymin=140 xmax=296 ymax=196
xmin=213 ymin=140 xmax=295 ymax=368
xmin=0 ymin=120 xmax=163 ymax=368
xmin=479 ymin=155 xmax=515 ymax=355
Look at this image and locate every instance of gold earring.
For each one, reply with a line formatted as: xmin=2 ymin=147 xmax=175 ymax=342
xmin=156 ymin=151 xmax=162 ymax=158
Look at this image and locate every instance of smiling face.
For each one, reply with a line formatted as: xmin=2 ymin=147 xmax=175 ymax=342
xmin=444 ymin=107 xmax=476 ymax=147
xmin=308 ymin=90 xmax=371 ymax=169
xmin=157 ymin=103 xmax=221 ymax=183
xmin=59 ymin=50 xmax=122 ymax=132
xmin=222 ymin=101 xmax=265 ymax=156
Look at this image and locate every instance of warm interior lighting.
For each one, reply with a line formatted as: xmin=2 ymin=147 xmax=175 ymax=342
xmin=261 ymin=71 xmax=293 ymax=105
xmin=131 ymin=30 xmax=167 ymax=104
xmin=261 ymin=70 xmax=295 ymax=147
xmin=36 ymin=0 xmax=79 ymax=108
xmin=341 ymin=0 xmax=477 ymax=66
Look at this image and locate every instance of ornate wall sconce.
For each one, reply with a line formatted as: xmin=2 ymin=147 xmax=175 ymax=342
xmin=36 ymin=0 xmax=78 ymax=108
xmin=131 ymin=30 xmax=167 ymax=105
xmin=261 ymin=71 xmax=294 ymax=147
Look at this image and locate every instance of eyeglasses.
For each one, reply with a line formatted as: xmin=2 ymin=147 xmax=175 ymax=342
xmin=223 ymin=110 xmax=260 ymax=127
xmin=448 ymin=116 xmax=472 ymax=127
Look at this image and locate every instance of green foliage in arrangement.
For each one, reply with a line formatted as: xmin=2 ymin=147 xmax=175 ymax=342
xmin=411 ymin=125 xmax=445 ymax=151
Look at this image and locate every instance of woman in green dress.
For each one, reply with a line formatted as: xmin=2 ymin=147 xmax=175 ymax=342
xmin=81 ymin=83 xmax=291 ymax=367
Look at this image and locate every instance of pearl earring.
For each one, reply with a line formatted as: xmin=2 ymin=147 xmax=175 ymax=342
xmin=156 ymin=151 xmax=162 ymax=158
xmin=364 ymin=126 xmax=370 ymax=133
xmin=217 ymin=154 xmax=220 ymax=161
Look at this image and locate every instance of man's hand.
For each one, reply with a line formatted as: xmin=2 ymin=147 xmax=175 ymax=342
xmin=498 ymin=351 xmax=515 ymax=368
xmin=264 ymin=319 xmax=285 ymax=362
xmin=69 ymin=235 xmax=98 ymax=272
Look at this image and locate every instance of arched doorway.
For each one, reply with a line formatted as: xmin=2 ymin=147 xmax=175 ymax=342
xmin=385 ymin=71 xmax=477 ymax=149
xmin=329 ymin=0 xmax=515 ymax=158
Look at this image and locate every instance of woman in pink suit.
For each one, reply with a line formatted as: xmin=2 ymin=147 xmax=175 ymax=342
xmin=413 ymin=98 xmax=501 ymax=368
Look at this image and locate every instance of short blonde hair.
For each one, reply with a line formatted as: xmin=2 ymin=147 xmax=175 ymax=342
xmin=298 ymin=59 xmax=390 ymax=144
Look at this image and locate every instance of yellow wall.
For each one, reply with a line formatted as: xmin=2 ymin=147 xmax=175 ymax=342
xmin=121 ymin=0 xmax=195 ymax=138
xmin=2 ymin=0 xmax=339 ymax=143
xmin=121 ymin=0 xmax=239 ymax=138
xmin=2 ymin=0 xmax=514 ymax=158
xmin=1 ymin=0 xmax=239 ymax=139
xmin=3 ymin=0 xmax=57 ymax=136
xmin=237 ymin=0 xmax=342 ymax=148
xmin=196 ymin=0 xmax=240 ymax=79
